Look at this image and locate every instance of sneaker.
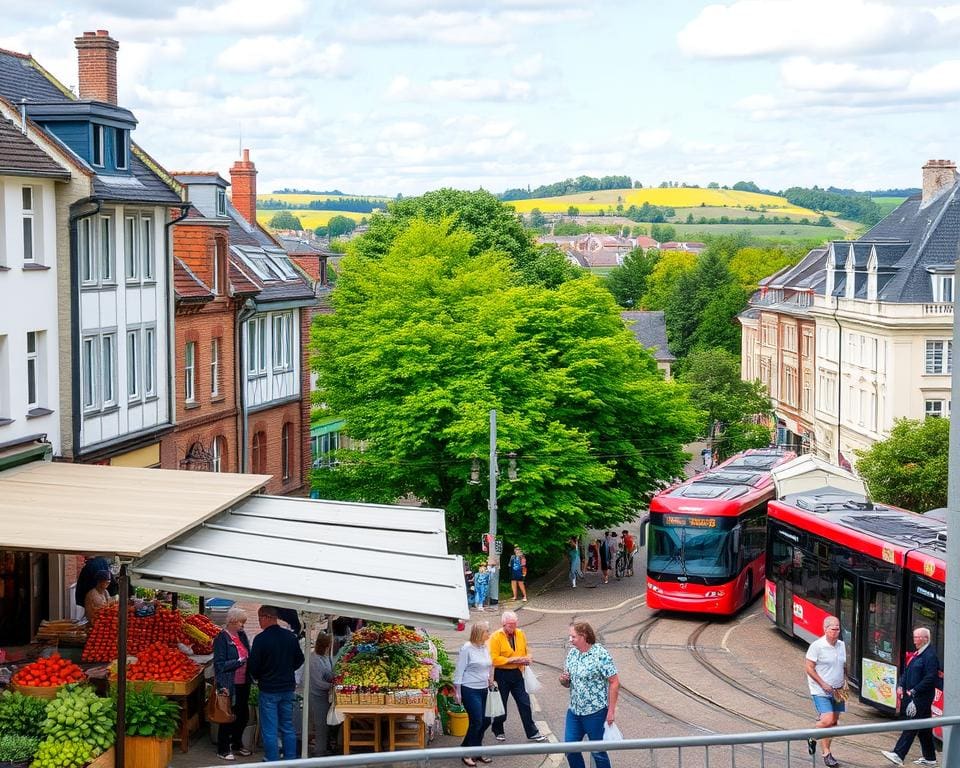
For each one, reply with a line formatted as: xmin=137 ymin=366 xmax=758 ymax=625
xmin=522 ymin=597 xmax=527 ymax=602
xmin=881 ymin=751 xmax=904 ymax=766
xmin=218 ymin=754 xmax=236 ymax=762
xmin=823 ymin=754 xmax=840 ymax=768
xmin=494 ymin=734 xmax=506 ymax=741
xmin=528 ymin=733 xmax=546 ymax=742
xmin=234 ymin=749 xmax=252 ymax=757
xmin=807 ymin=738 xmax=817 ymax=756
xmin=913 ymin=760 xmax=937 ymax=766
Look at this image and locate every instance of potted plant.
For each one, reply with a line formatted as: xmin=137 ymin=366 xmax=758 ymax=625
xmin=0 ymin=735 xmax=38 ymax=768
xmin=122 ymin=688 xmax=179 ymax=768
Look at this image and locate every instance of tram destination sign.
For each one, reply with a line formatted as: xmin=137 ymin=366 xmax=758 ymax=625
xmin=663 ymin=515 xmax=718 ymax=528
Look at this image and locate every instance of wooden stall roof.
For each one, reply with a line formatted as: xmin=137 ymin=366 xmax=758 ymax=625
xmin=0 ymin=461 xmax=271 ymax=557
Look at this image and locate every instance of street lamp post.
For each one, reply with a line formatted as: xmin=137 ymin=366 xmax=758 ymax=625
xmin=487 ymin=409 xmax=500 ymax=605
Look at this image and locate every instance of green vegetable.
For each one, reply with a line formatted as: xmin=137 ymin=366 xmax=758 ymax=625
xmin=0 ymin=734 xmax=39 ymax=762
xmin=0 ymin=692 xmax=47 ymax=739
xmin=29 ymin=739 xmax=94 ymax=768
xmin=121 ymin=688 xmax=179 ymax=740
xmin=41 ymin=685 xmax=114 ymax=753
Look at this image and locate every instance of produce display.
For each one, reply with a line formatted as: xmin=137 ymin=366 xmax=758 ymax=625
xmin=0 ymin=692 xmax=47 ymax=739
xmin=334 ymin=623 xmax=438 ymax=705
xmin=81 ymin=604 xmax=219 ymax=661
xmin=29 ymin=739 xmax=97 ymax=768
xmin=123 ymin=642 xmax=199 ymax=682
xmin=40 ymin=686 xmax=114 ymax=754
xmin=12 ymin=654 xmax=85 ymax=688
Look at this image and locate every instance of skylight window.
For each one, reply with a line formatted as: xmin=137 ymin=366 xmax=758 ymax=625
xmin=264 ymin=247 xmax=299 ymax=279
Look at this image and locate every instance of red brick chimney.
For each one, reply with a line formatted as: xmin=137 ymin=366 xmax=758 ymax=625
xmin=230 ymin=149 xmax=258 ymax=226
xmin=74 ymin=30 xmax=119 ymax=105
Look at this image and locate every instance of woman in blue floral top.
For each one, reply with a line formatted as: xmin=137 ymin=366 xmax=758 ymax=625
xmin=559 ymin=621 xmax=620 ymax=768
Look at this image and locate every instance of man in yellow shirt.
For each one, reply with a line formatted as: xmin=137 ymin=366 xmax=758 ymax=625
xmin=488 ymin=611 xmax=546 ymax=742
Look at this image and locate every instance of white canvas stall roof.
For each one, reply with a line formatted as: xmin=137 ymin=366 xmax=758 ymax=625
xmin=0 ymin=461 xmax=270 ymax=557
xmin=129 ymin=495 xmax=470 ymax=629
xmin=771 ymin=454 xmax=866 ymax=499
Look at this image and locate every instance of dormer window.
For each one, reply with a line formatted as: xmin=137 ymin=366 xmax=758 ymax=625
xmin=114 ymin=128 xmax=127 ymax=170
xmin=216 ymin=188 xmax=227 ymax=217
xmin=933 ymin=274 xmax=954 ymax=303
xmin=92 ymin=124 xmax=105 ymax=167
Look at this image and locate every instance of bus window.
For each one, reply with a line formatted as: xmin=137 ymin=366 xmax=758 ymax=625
xmin=864 ymin=586 xmax=899 ymax=664
xmin=911 ymin=601 xmax=944 ymax=670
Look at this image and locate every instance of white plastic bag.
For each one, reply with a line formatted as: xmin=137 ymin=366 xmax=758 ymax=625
xmin=603 ymin=721 xmax=623 ymax=742
xmin=522 ymin=665 xmax=542 ymax=693
xmin=485 ymin=687 xmax=505 ymax=718
xmin=905 ymin=700 xmax=918 ymax=718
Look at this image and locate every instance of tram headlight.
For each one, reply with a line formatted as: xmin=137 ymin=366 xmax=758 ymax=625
xmin=647 ymin=582 xmax=663 ymax=594
xmin=703 ymin=590 xmax=725 ymax=598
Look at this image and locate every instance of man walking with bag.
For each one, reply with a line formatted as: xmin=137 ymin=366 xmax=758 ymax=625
xmin=881 ymin=627 xmax=940 ymax=766
xmin=805 ymin=616 xmax=846 ymax=768
xmin=488 ymin=611 xmax=546 ymax=742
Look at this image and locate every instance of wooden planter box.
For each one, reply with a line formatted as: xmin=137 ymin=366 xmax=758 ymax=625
xmin=9 ymin=682 xmax=64 ymax=700
xmin=87 ymin=746 xmax=116 ymax=768
xmin=123 ymin=736 xmax=172 ymax=768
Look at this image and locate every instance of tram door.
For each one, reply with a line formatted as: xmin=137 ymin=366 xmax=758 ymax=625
xmin=837 ymin=571 xmax=860 ymax=684
xmin=771 ymin=538 xmax=795 ymax=636
xmin=858 ymin=581 xmax=900 ymax=713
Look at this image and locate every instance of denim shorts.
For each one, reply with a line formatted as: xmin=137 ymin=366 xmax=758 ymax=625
xmin=812 ymin=694 xmax=845 ymax=714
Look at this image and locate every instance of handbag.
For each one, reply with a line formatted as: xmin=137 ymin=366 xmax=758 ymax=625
xmin=522 ymin=665 xmax=542 ymax=693
xmin=485 ymin=686 xmax=505 ymax=718
xmin=832 ymin=681 xmax=850 ymax=704
xmin=206 ymin=688 xmax=235 ymax=724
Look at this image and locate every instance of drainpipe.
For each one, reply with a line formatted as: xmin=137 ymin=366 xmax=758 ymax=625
xmin=236 ymin=299 xmax=257 ymax=471
xmin=832 ymin=295 xmax=843 ymax=465
xmin=164 ymin=205 xmax=190 ymax=447
xmin=68 ymin=198 xmax=102 ymax=459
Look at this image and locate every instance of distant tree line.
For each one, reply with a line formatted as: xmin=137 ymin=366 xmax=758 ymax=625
xmin=260 ymin=196 xmax=387 ymax=213
xmin=624 ymin=202 xmax=676 ymax=222
xmin=683 ymin=213 xmax=832 ymax=227
xmin=273 ymin=188 xmax=346 ymax=195
xmin=500 ymin=175 xmax=633 ymax=201
xmin=781 ymin=186 xmax=882 ymax=225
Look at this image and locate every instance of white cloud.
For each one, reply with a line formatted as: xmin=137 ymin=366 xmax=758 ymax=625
xmin=512 ymin=53 xmax=544 ymax=79
xmin=780 ymin=57 xmax=911 ymax=92
xmin=217 ymin=37 xmax=346 ymax=77
xmin=386 ymin=74 xmax=533 ymax=102
xmin=678 ymin=0 xmax=954 ymax=58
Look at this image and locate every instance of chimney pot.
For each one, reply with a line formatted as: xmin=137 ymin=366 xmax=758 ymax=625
xmin=75 ymin=30 xmax=119 ymax=105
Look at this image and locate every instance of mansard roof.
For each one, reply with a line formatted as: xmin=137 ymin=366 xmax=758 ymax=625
xmin=621 ymin=310 xmax=675 ymax=362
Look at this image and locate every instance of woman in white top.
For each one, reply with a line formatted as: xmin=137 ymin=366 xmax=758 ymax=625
xmin=453 ymin=621 xmax=495 ymax=766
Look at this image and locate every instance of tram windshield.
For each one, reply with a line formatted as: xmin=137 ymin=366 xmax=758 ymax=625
xmin=648 ymin=513 xmax=736 ymax=579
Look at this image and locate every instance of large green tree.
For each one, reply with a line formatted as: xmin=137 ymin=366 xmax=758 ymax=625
xmin=327 ymin=215 xmax=357 ymax=238
xmin=679 ymin=348 xmax=772 ymax=458
xmin=641 ymin=251 xmax=696 ymax=310
xmin=855 ymin=418 xmax=949 ymax=512
xmin=268 ymin=210 xmax=302 ymax=230
xmin=605 ymin=248 xmax=659 ymax=308
xmin=311 ymin=219 xmax=701 ymax=555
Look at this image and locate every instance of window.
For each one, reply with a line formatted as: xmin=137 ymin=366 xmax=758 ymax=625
xmin=0 ymin=335 xmax=8 ymax=418
xmin=272 ymin=313 xmax=293 ymax=370
xmin=924 ymin=340 xmax=952 ymax=374
xmin=247 ymin=318 xmax=266 ymax=375
xmin=126 ymin=331 xmax=139 ymax=399
xmin=79 ymin=218 xmax=94 ymax=283
xmin=932 ymin=274 xmax=954 ymax=303
xmin=802 ymin=378 xmax=812 ymax=414
xmin=211 ymin=436 xmax=223 ymax=473
xmin=925 ymin=400 xmax=949 ymax=419
xmin=210 ymin=337 xmax=220 ymax=397
xmin=22 ymin=187 xmax=34 ymax=263
xmin=802 ymin=331 xmax=813 ymax=358
xmin=783 ymin=325 xmax=797 ymax=352
xmin=92 ymin=124 xmax=104 ymax=167
xmin=184 ymin=341 xmax=196 ymax=402
xmin=82 ymin=336 xmax=98 ymax=410
xmin=124 ymin=217 xmax=138 ymax=280
xmin=817 ymin=371 xmax=837 ymax=415
xmin=141 ymin=218 xmax=153 ymax=280
xmin=213 ymin=238 xmax=226 ymax=295
xmin=312 ymin=430 xmax=341 ymax=468
xmin=144 ymin=328 xmax=156 ymax=395
xmin=281 ymin=422 xmax=292 ymax=481
xmin=26 ymin=331 xmax=38 ymax=408
xmin=99 ymin=216 xmax=112 ymax=281
xmin=102 ymin=334 xmax=116 ymax=406
xmin=252 ymin=431 xmax=266 ymax=474
xmin=784 ymin=366 xmax=798 ymax=407
xmin=216 ymin=188 xmax=227 ymax=217
xmin=114 ymin=128 xmax=126 ymax=170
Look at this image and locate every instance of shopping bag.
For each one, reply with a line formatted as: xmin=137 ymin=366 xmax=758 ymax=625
xmin=905 ymin=700 xmax=918 ymax=718
xmin=522 ymin=666 xmax=542 ymax=693
xmin=832 ymin=681 xmax=850 ymax=704
xmin=603 ymin=722 xmax=623 ymax=742
xmin=485 ymin=687 xmax=505 ymax=719
xmin=327 ymin=690 xmax=345 ymax=725
xmin=206 ymin=688 xmax=235 ymax=724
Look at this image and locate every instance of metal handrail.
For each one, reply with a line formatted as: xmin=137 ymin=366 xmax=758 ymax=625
xmin=194 ymin=715 xmax=960 ymax=767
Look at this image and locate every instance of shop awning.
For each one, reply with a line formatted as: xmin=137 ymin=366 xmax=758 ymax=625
xmin=129 ymin=495 xmax=470 ymax=629
xmin=0 ymin=460 xmax=270 ymax=557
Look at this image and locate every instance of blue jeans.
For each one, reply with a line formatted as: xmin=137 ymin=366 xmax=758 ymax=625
xmin=564 ymin=706 xmax=611 ymax=768
xmin=474 ymin=584 xmax=488 ymax=607
xmin=259 ymin=689 xmax=297 ymax=761
xmin=460 ymin=685 xmax=491 ymax=747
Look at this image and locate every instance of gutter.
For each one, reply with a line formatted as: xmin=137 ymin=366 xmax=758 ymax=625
xmin=164 ymin=205 xmax=191 ymax=441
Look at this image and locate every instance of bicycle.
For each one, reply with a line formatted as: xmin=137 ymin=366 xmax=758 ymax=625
xmin=614 ymin=545 xmax=634 ymax=579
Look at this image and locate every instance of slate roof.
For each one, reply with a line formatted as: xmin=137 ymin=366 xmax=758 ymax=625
xmin=0 ymin=115 xmax=70 ymax=178
xmin=0 ymin=46 xmax=179 ymax=204
xmin=173 ymin=258 xmax=213 ymax=303
xmin=621 ymin=310 xmax=675 ymax=362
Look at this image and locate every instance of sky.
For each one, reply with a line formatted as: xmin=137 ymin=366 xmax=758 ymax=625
xmin=1 ymin=0 xmax=959 ymax=197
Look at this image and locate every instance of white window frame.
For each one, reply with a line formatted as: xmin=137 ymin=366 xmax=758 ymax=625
xmin=92 ymin=124 xmax=105 ymax=167
xmin=82 ymin=336 xmax=99 ymax=411
xmin=22 ymin=187 xmax=35 ymax=264
xmin=210 ymin=337 xmax=220 ymax=397
xmin=126 ymin=330 xmax=140 ymax=399
xmin=141 ymin=217 xmax=154 ymax=281
xmin=102 ymin=333 xmax=116 ymax=407
xmin=144 ymin=328 xmax=156 ymax=396
xmin=79 ymin=218 xmax=95 ymax=284
xmin=933 ymin=274 xmax=954 ymax=303
xmin=282 ymin=422 xmax=291 ymax=481
xmin=212 ymin=436 xmax=223 ymax=473
xmin=99 ymin=215 xmax=113 ymax=282
xmin=184 ymin=341 xmax=196 ymax=403
xmin=247 ymin=318 xmax=267 ymax=376
xmin=924 ymin=340 xmax=952 ymax=375
xmin=216 ymin=188 xmax=227 ymax=217
xmin=272 ymin=313 xmax=293 ymax=371
xmin=124 ymin=216 xmax=138 ymax=280
xmin=925 ymin=399 xmax=947 ymax=419
xmin=26 ymin=331 xmax=38 ymax=409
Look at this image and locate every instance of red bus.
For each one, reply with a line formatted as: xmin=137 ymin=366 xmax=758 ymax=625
xmin=766 ymin=487 xmax=945 ymax=716
xmin=644 ymin=448 xmax=794 ymax=615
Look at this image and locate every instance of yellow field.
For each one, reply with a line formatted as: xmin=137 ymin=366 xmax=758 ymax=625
xmin=258 ymin=193 xmax=391 ymax=205
xmin=256 ymin=209 xmax=368 ymax=229
xmin=507 ymin=188 xmax=817 ymax=216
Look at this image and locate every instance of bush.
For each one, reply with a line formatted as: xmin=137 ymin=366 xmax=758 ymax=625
xmin=0 ymin=692 xmax=46 ymax=739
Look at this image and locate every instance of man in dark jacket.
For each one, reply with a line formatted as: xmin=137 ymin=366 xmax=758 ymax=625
xmin=881 ymin=627 xmax=940 ymax=766
xmin=248 ymin=605 xmax=305 ymax=761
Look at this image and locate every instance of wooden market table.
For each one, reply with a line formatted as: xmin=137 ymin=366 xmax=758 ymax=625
xmin=336 ymin=703 xmax=433 ymax=754
xmin=120 ymin=669 xmax=206 ymax=753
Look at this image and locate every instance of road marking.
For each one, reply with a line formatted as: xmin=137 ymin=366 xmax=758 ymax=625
xmin=523 ymin=595 xmax=647 ymax=615
xmin=721 ymin=610 xmax=757 ymax=650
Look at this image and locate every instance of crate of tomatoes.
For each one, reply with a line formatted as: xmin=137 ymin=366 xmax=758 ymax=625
xmin=11 ymin=652 xmax=86 ymax=699
xmin=111 ymin=642 xmax=202 ymax=696
xmin=82 ymin=603 xmax=220 ymax=662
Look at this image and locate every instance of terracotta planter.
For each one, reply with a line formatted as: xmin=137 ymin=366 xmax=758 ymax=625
xmin=124 ymin=735 xmax=173 ymax=768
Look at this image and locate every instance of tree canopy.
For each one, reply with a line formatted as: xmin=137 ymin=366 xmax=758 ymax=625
xmin=310 ymin=219 xmax=702 ymax=555
xmin=268 ymin=210 xmax=303 ymax=230
xmin=327 ymin=215 xmax=357 ymax=238
xmin=855 ymin=418 xmax=949 ymax=512
xmin=604 ymin=248 xmax=659 ymax=308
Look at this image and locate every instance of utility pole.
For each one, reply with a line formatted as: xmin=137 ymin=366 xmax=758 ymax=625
xmin=488 ymin=409 xmax=500 ymax=605
xmin=942 ymin=257 xmax=960 ymax=764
